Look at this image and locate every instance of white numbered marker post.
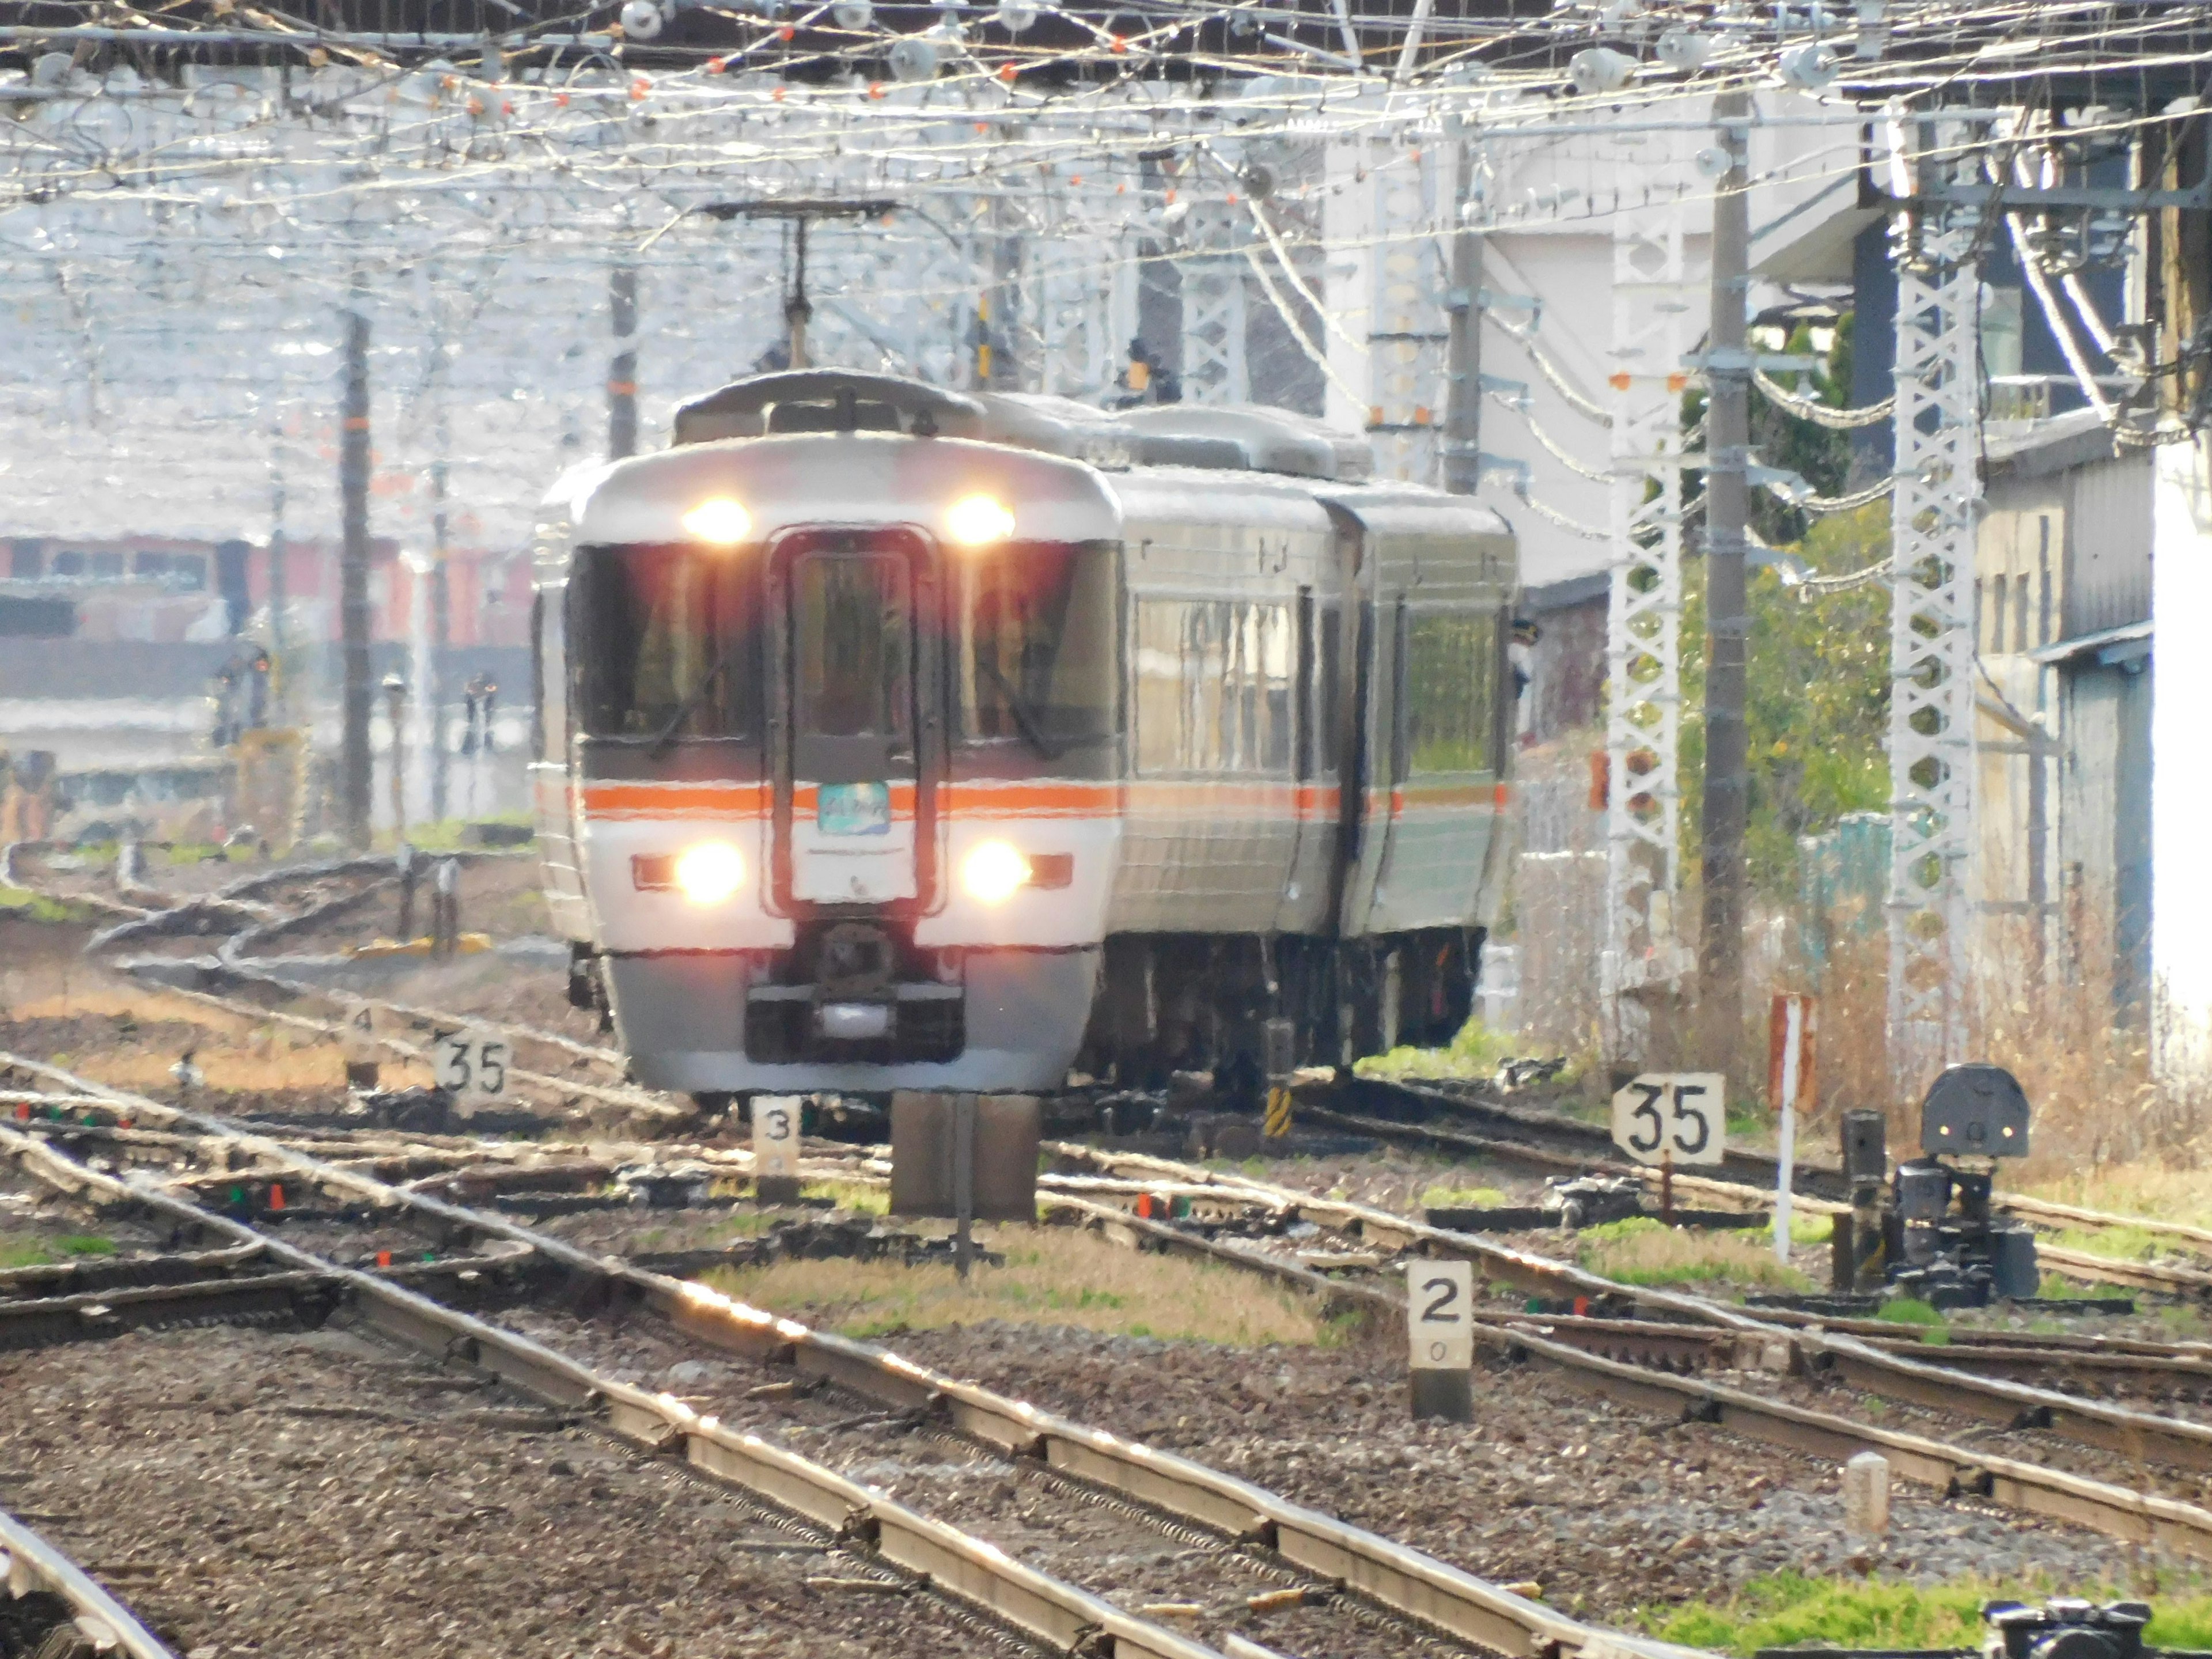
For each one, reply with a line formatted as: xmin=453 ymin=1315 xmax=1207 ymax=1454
xmin=431 ymin=1028 xmax=512 ymax=1115
xmin=1611 ymin=1072 xmax=1726 ymax=1220
xmin=752 ymin=1094 xmax=804 ymax=1205
xmin=1406 ymin=1259 xmax=1474 ymax=1422
xmin=340 ymin=1001 xmax=381 ymax=1089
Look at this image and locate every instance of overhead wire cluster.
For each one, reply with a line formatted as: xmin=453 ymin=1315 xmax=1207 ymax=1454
xmin=0 ymin=0 xmax=2205 ymax=545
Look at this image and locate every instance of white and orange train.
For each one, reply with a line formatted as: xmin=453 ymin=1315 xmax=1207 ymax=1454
xmin=529 ymin=371 xmax=1516 ymax=1105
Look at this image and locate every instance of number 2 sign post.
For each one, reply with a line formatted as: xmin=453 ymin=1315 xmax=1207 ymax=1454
xmin=1406 ymin=1259 xmax=1474 ymax=1422
xmin=1611 ymin=1073 xmax=1726 ymax=1219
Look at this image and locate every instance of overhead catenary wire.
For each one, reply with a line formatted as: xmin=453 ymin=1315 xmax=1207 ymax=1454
xmin=1751 ymin=366 xmax=1894 ymax=429
xmin=1492 ymin=389 xmax=1613 ymax=481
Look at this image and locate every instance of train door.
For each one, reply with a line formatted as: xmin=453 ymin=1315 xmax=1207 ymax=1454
xmin=768 ymin=528 xmax=938 ymax=910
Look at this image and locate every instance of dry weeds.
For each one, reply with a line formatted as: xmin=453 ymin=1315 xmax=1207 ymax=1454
xmin=702 ymin=1222 xmax=1328 ymax=1346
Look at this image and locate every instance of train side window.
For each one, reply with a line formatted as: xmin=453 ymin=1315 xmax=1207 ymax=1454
xmin=1294 ymin=589 xmax=1315 ymax=781
xmin=1317 ymin=601 xmax=1341 ymax=775
xmin=530 ymin=590 xmax=546 ymax=760
xmin=1403 ymin=607 xmax=1499 ymax=775
xmin=1133 ymin=597 xmax=1292 ymax=774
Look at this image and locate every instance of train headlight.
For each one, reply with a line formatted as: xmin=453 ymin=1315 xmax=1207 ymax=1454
xmin=681 ymin=496 xmax=752 ymax=546
xmin=673 ymin=840 xmax=747 ymax=905
xmin=960 ymin=839 xmax=1032 ymax=906
xmin=944 ymin=493 xmax=1016 ymax=547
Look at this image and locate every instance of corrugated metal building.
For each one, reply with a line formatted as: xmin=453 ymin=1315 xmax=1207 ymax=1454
xmin=1975 ymin=411 xmax=2153 ymax=1020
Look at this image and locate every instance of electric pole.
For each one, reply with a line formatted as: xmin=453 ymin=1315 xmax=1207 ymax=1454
xmin=1698 ymin=88 xmax=1752 ymax=1071
xmin=1441 ymin=136 xmax=1484 ymax=498
xmin=609 ymin=263 xmax=639 ymax=459
xmin=267 ymin=416 xmax=289 ymax=722
xmin=429 ymin=397 xmax=453 ymax=827
xmin=339 ymin=279 xmax=374 ymax=849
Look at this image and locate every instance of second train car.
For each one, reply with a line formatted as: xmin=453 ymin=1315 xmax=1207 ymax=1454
xmin=530 ymin=371 xmax=1515 ymax=1104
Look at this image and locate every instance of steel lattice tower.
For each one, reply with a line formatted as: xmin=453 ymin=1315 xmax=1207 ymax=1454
xmin=1600 ymin=204 xmax=1698 ymax=1064
xmin=1886 ymin=118 xmax=1986 ymax=1103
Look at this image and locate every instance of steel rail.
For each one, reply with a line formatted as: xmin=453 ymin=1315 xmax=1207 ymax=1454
xmin=60 ymin=852 xmax=664 ymax=1120
xmin=0 ymin=1058 xmax=1705 ymax=1659
xmin=0 ymin=1124 xmax=1233 ymax=1659
xmin=0 ymin=1506 xmax=177 ymax=1659
xmin=1304 ymin=1098 xmax=2212 ymax=1295
xmin=1042 ymin=1143 xmax=2212 ymax=1484
xmin=0 ymin=1240 xmax=270 ymax=1296
xmin=1046 ymin=1172 xmax=2212 ymax=1564
xmin=96 ymin=967 xmax=685 ymax=1124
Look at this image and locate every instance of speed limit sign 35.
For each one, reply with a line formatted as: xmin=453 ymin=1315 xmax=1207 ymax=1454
xmin=431 ymin=1028 xmax=512 ymax=1113
xmin=1610 ymin=1073 xmax=1727 ymax=1167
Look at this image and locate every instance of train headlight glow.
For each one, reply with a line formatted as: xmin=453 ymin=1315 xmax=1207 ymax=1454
xmin=945 ymin=493 xmax=1016 ymax=547
xmin=960 ymin=840 xmax=1032 ymax=905
xmin=674 ymin=840 xmax=747 ymax=905
xmin=681 ymin=496 xmax=752 ymax=546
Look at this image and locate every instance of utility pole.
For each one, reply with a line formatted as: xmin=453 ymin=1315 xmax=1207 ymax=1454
xmin=1698 ymin=87 xmax=1752 ymax=1074
xmin=788 ymin=218 xmax=813 ymax=370
xmin=429 ymin=397 xmax=453 ymax=827
xmin=339 ymin=279 xmax=374 ymax=850
xmin=609 ymin=263 xmax=639 ymax=459
xmin=267 ymin=416 xmax=289 ymax=722
xmin=1441 ymin=136 xmax=1484 ymax=498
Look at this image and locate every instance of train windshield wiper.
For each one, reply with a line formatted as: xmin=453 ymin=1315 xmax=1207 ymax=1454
xmin=645 ymin=644 xmax=743 ymax=756
xmin=980 ymin=658 xmax=1070 ymax=762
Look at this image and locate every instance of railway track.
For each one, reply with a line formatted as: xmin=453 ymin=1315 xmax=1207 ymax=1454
xmin=0 ymin=1505 xmax=173 ymax=1659
xmin=25 ymin=855 xmax=2212 ymax=1608
xmin=1035 ymin=1141 xmax=2212 ymax=1562
xmin=1304 ymin=1083 xmax=2212 ymax=1300
xmin=0 ymin=1056 xmax=1711 ymax=1659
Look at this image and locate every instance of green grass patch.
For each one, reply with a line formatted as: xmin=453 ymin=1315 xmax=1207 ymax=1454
xmin=702 ymin=1224 xmax=1323 ymax=1346
xmin=801 ymin=1179 xmax=888 ymax=1215
xmin=1874 ymin=1297 xmax=1944 ymax=1328
xmin=0 ymin=885 xmax=86 ymax=923
xmin=1577 ymin=1217 xmax=1815 ymax=1293
xmin=1787 ymin=1211 xmax=1835 ymax=1245
xmin=2046 ymin=1224 xmax=2171 ymax=1264
xmin=0 ymin=1233 xmax=115 ymax=1268
xmin=1638 ymin=1572 xmax=2212 ymax=1657
xmin=1355 ymin=1016 xmax=1580 ymax=1084
xmin=1423 ymin=1185 xmax=1512 ymax=1210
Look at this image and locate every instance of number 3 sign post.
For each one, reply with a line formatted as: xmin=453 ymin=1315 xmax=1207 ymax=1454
xmin=1611 ymin=1073 xmax=1726 ymax=1219
xmin=1406 ymin=1259 xmax=1474 ymax=1422
xmin=752 ymin=1095 xmax=804 ymax=1206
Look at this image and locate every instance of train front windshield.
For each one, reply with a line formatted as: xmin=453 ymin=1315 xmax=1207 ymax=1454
xmin=569 ymin=536 xmax=1115 ymax=760
xmin=955 ymin=539 xmax=1116 ymax=761
xmin=571 ymin=544 xmax=763 ymax=743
